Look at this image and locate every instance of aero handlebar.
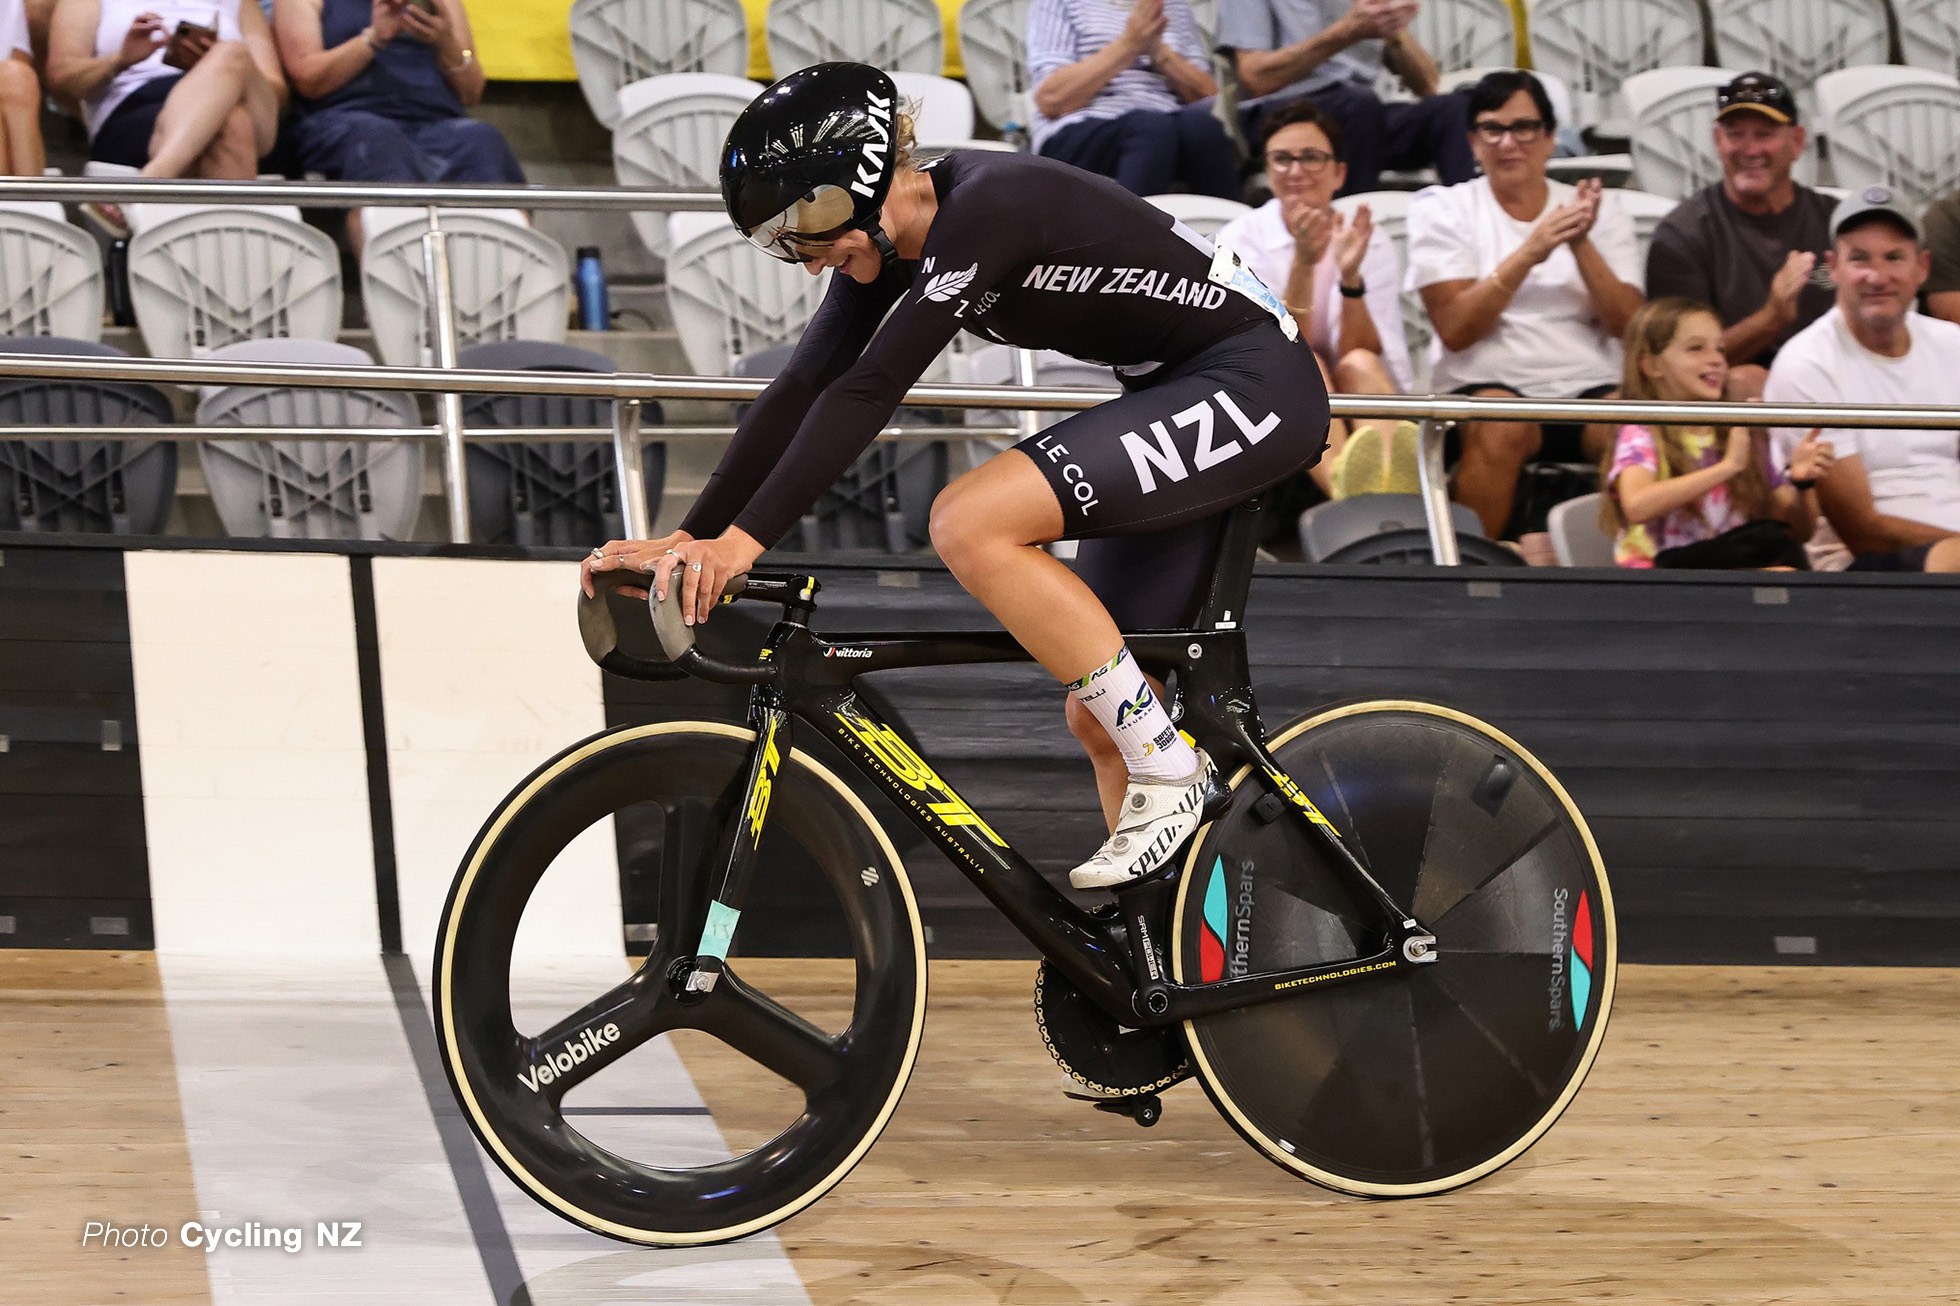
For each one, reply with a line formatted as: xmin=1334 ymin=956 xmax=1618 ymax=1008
xmin=577 ymin=569 xmax=806 ymax=685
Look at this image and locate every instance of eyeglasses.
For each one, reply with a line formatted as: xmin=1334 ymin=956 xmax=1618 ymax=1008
xmin=1264 ymin=148 xmax=1337 ymax=173
xmin=1471 ymin=118 xmax=1547 ymax=144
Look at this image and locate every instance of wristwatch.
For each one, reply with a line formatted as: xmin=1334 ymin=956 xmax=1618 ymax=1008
xmin=1339 ymin=279 xmax=1367 ymax=298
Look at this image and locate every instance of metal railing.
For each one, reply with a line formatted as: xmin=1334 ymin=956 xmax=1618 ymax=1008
xmin=0 ymin=175 xmax=733 ymax=542
xmin=5 ymin=177 xmax=1960 ymax=560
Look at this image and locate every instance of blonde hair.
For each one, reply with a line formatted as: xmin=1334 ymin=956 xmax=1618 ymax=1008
xmin=1601 ymin=297 xmax=1774 ymax=530
xmin=895 ymin=105 xmax=918 ymax=171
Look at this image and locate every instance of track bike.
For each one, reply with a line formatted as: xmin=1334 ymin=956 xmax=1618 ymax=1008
xmin=432 ymin=499 xmax=1616 ymax=1246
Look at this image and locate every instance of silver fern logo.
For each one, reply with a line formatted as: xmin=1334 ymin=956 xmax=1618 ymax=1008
xmin=920 ymin=263 xmax=979 ymax=302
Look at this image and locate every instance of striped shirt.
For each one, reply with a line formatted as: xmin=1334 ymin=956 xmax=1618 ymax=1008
xmin=1026 ymin=0 xmax=1210 ymax=153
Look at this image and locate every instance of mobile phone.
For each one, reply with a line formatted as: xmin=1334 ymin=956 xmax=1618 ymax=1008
xmin=162 ymin=17 xmax=218 ymax=70
xmin=405 ymin=0 xmax=437 ymax=13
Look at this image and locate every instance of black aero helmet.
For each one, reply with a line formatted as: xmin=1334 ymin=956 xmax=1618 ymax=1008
xmin=721 ymin=62 xmax=902 ymax=264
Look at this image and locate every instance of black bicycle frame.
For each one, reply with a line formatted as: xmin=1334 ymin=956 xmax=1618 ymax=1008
xmin=619 ymin=502 xmax=1436 ymax=1028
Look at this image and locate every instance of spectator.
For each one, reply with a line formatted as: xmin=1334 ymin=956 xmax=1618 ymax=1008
xmin=1922 ymin=188 xmax=1960 ymax=326
xmin=274 ymin=0 xmax=518 ymax=250
xmin=1406 ymin=70 xmax=1642 ymax=537
xmin=1027 ymin=0 xmax=1238 ymax=200
xmin=47 ymin=0 xmax=284 ymax=212
xmin=1214 ymin=97 xmax=1411 ymax=494
xmin=1764 ymin=187 xmax=1960 ymax=574
xmin=1 ymin=0 xmax=45 ymax=176
xmin=1217 ymin=0 xmax=1473 ymax=196
xmin=1645 ymin=72 xmax=1835 ymax=401
xmin=1603 ymin=297 xmax=1828 ymax=569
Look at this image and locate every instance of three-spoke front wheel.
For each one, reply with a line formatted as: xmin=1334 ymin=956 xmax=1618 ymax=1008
xmin=432 ymin=721 xmax=926 ymax=1246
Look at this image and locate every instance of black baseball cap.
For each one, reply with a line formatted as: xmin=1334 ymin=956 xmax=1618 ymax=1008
xmin=1716 ymin=71 xmax=1798 ymax=126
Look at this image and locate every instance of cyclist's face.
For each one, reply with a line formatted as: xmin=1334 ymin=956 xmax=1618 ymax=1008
xmin=799 ymin=229 xmax=881 ymax=283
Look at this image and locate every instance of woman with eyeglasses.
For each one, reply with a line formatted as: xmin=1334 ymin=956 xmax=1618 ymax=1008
xmin=1216 ymin=98 xmax=1413 ymax=496
xmin=1406 ymin=69 xmax=1644 ymax=539
xmin=584 ymin=63 xmax=1331 ymax=893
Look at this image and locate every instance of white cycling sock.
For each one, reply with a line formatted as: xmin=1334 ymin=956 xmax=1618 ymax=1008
xmin=1069 ymin=647 xmax=1197 ymax=782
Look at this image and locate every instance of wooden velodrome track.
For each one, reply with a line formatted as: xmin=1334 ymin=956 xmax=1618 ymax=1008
xmin=5 ymin=951 xmax=1957 ymax=1305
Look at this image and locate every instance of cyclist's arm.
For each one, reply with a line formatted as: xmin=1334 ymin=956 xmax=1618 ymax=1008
xmin=727 ymin=200 xmax=1030 ymax=548
xmin=679 ymin=272 xmax=901 ymax=539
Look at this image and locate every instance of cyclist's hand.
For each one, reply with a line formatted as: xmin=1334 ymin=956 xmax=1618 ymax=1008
xmin=582 ymin=530 xmax=693 ymax=599
xmin=666 ymin=530 xmax=764 ymax=626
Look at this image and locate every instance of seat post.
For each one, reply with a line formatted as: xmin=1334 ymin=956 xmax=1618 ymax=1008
xmin=1192 ymin=498 xmax=1266 ymax=629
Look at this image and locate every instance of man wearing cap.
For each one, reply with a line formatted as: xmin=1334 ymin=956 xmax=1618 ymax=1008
xmin=1762 ymin=187 xmax=1960 ymax=574
xmin=1645 ymin=72 xmax=1836 ymax=400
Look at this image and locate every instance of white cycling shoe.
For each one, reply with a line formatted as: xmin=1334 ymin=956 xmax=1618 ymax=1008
xmin=1069 ymin=750 xmax=1227 ymax=890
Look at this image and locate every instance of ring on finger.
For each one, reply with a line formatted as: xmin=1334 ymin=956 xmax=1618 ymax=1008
xmin=589 ymin=546 xmax=606 ymax=560
xmin=690 ymin=562 xmax=703 ymax=573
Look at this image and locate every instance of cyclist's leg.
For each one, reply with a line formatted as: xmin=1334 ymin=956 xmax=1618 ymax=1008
xmin=1066 ymin=518 xmax=1226 ymax=825
xmin=931 ymin=323 xmax=1327 ymax=882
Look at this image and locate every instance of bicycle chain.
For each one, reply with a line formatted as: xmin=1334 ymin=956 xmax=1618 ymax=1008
xmin=1033 ymin=962 xmax=1189 ymax=1099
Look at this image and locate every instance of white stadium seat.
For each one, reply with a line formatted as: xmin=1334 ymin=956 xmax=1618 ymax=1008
xmin=891 ymin=71 xmax=978 ymax=148
xmin=664 ymin=210 xmax=833 ymax=375
xmin=196 ymin=338 xmax=424 ymax=541
xmin=957 ymin=0 xmax=1033 ymax=137
xmin=1144 ymin=193 xmax=1252 ymax=242
xmin=126 ymin=206 xmax=340 ymax=357
xmin=1408 ymin=0 xmax=1520 ymax=75
xmin=360 ymin=214 xmax=571 ymax=367
xmin=1814 ymin=65 xmax=1960 ymax=212
xmin=611 ymin=72 xmax=760 ymax=262
xmin=764 ymin=0 xmax=945 ymax=79
xmin=1624 ymin=66 xmax=1747 ymax=199
xmin=0 ymin=207 xmax=104 ymax=342
xmin=1528 ymin=0 xmax=1710 ymax=138
xmin=1893 ymin=0 xmax=1960 ymax=82
xmin=1708 ymin=0 xmax=1892 ymax=122
xmin=568 ymin=0 xmax=749 ymax=128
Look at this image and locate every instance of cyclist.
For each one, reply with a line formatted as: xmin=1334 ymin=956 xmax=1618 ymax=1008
xmin=583 ymin=62 xmax=1330 ymax=890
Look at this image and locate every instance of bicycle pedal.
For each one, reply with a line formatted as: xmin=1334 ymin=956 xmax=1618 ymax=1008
xmin=1079 ymin=1092 xmax=1163 ymax=1128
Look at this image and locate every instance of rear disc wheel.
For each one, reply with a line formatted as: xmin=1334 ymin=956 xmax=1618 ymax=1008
xmin=1173 ymin=700 xmax=1615 ymax=1196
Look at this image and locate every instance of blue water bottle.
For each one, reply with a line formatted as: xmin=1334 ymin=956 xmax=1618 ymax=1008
xmin=574 ymin=246 xmax=611 ymax=331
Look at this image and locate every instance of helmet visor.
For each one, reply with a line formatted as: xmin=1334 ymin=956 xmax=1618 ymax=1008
xmin=738 ymin=183 xmax=859 ymax=264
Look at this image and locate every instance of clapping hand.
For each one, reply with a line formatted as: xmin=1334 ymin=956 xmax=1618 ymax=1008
xmin=1520 ymin=200 xmax=1590 ymax=264
xmin=1345 ymin=0 xmax=1415 ymax=40
xmin=1121 ymin=0 xmax=1168 ymax=60
xmin=1283 ymin=199 xmax=1336 ymax=268
xmin=1331 ymin=204 xmax=1372 ymax=284
xmin=1565 ymin=178 xmax=1602 ymax=245
xmin=1769 ymin=251 xmax=1817 ymax=325
xmin=1788 ymin=430 xmax=1835 ymax=485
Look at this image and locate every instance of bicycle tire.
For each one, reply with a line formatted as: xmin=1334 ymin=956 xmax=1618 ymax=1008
xmin=433 ymin=721 xmax=927 ymax=1245
xmin=1171 ymin=700 xmax=1615 ymax=1197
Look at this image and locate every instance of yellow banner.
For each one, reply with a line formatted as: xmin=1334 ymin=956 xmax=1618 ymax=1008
xmin=465 ymin=0 xmax=577 ymax=82
xmin=464 ymin=0 xmax=968 ymax=84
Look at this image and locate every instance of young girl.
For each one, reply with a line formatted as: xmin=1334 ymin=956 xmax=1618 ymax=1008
xmin=1603 ymin=297 xmax=1833 ymax=569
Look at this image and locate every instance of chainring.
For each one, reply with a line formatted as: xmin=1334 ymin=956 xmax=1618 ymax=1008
xmin=1034 ymin=960 xmax=1191 ymax=1097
